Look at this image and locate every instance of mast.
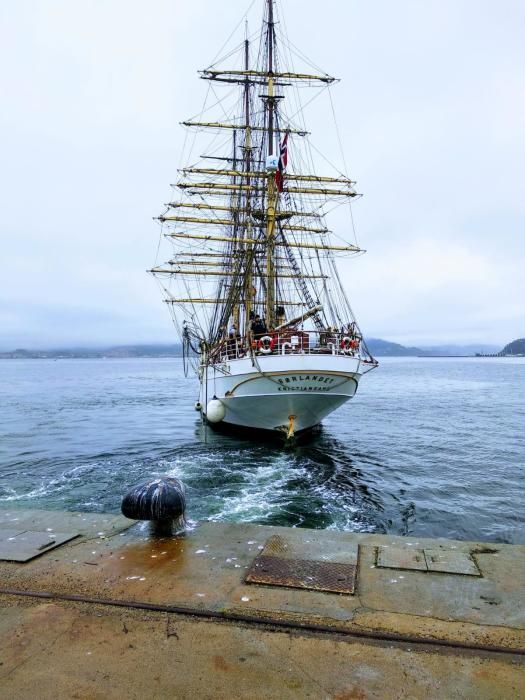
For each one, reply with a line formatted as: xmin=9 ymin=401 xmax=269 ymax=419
xmin=243 ymin=32 xmax=254 ymax=339
xmin=231 ymin=128 xmax=240 ymax=331
xmin=265 ymin=0 xmax=277 ymax=328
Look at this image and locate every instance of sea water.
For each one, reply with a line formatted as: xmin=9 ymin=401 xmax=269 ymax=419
xmin=0 ymin=356 xmax=523 ymax=543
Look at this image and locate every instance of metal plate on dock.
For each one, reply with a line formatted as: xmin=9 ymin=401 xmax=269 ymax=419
xmin=246 ymin=555 xmax=356 ymax=594
xmin=424 ymin=549 xmax=480 ymax=576
xmin=377 ymin=546 xmax=427 ymax=571
xmin=245 ymin=534 xmax=358 ymax=594
xmin=0 ymin=530 xmax=79 ymax=562
xmin=376 ymin=546 xmax=481 ymax=577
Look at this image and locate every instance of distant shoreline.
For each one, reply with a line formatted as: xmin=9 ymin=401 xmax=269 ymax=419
xmin=0 ymin=354 xmax=183 ymax=359
xmin=0 ymin=345 xmax=183 ymax=360
xmin=3 ymin=353 xmax=520 ymax=360
xmin=0 ymin=338 xmax=513 ymax=360
xmin=417 ymin=354 xmax=473 ymax=358
xmin=2 ymin=354 xmax=522 ymax=360
xmin=416 ymin=354 xmax=522 ymax=358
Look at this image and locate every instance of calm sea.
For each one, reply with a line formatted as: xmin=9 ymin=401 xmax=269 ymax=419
xmin=0 ymin=357 xmax=523 ymax=544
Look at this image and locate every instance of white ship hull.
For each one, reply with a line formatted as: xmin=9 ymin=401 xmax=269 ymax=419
xmin=199 ymin=353 xmax=363 ymax=434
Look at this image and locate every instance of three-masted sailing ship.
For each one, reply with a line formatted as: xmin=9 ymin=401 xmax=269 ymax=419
xmin=150 ymin=0 xmax=377 ymax=437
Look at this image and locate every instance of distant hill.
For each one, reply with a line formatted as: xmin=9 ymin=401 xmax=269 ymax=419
xmin=361 ymin=340 xmax=502 ymax=357
xmin=419 ymin=343 xmax=500 ymax=356
xmin=365 ymin=338 xmax=425 ymax=356
xmin=501 ymin=338 xmax=525 ymax=355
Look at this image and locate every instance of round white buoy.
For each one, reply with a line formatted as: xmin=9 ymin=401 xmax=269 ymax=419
xmin=206 ymin=399 xmax=225 ymax=423
xmin=194 ymin=401 xmax=202 ymax=411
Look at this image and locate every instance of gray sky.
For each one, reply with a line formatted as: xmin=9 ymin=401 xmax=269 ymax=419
xmin=0 ymin=0 xmax=523 ymax=349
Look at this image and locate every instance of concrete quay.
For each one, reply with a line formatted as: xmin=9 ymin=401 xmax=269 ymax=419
xmin=0 ymin=508 xmax=523 ymax=699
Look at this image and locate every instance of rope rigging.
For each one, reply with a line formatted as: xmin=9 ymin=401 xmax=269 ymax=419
xmin=150 ymin=0 xmax=376 ymax=368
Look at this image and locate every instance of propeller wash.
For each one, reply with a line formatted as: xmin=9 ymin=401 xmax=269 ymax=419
xmin=150 ymin=0 xmax=378 ymax=438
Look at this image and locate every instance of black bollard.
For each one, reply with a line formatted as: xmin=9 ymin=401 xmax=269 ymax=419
xmin=121 ymin=477 xmax=186 ymax=536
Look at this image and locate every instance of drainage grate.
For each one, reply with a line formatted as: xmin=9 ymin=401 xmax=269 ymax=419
xmin=245 ymin=534 xmax=358 ymax=594
xmin=246 ymin=555 xmax=356 ymax=594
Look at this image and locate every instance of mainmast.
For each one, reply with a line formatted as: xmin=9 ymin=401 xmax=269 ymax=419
xmin=265 ymin=0 xmax=278 ymax=328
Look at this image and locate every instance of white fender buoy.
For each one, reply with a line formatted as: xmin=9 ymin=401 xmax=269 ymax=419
xmin=206 ymin=399 xmax=226 ymax=423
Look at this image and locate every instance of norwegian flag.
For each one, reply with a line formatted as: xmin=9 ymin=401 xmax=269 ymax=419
xmin=275 ymin=132 xmax=289 ymax=193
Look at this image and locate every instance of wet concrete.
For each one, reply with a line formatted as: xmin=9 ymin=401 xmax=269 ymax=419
xmin=0 ymin=508 xmax=523 ymax=698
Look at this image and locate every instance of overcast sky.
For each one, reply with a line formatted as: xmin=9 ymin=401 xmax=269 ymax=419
xmin=0 ymin=0 xmax=523 ymax=349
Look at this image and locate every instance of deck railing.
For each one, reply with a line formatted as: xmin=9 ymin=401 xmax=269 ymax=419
xmin=216 ymin=330 xmax=362 ymax=361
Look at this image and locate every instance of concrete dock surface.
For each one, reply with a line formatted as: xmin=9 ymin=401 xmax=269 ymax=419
xmin=0 ymin=508 xmax=523 ymax=699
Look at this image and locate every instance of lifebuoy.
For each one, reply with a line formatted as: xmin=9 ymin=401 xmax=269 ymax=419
xmin=258 ymin=335 xmax=275 ymax=354
xmin=350 ymin=339 xmax=359 ymax=350
xmin=340 ymin=336 xmax=352 ymax=351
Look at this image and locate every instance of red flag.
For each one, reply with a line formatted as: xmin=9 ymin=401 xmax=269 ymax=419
xmin=275 ymin=132 xmax=289 ymax=193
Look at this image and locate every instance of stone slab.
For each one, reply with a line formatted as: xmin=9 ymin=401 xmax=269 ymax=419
xmin=0 ymin=529 xmax=79 ymax=562
xmin=425 ymin=548 xmax=481 ymax=576
xmin=0 ymin=508 xmax=132 ymax=540
xmin=376 ymin=545 xmax=482 ymax=576
xmin=377 ymin=545 xmax=427 ymax=570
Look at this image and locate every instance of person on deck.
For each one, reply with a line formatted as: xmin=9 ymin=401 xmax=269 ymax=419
xmin=250 ymin=315 xmax=267 ymax=338
xmin=227 ymin=324 xmax=239 ymax=358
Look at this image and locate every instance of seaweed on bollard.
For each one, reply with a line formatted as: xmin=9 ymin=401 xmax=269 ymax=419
xmin=121 ymin=477 xmax=186 ymax=536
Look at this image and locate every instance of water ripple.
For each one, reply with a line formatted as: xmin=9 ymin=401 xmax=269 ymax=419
xmin=0 ymin=356 xmax=524 ymax=543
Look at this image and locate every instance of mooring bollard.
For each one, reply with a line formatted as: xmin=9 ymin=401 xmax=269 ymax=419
xmin=121 ymin=477 xmax=186 ymax=536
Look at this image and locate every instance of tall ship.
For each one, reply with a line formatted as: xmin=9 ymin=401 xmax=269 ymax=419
xmin=150 ymin=0 xmax=378 ymax=438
